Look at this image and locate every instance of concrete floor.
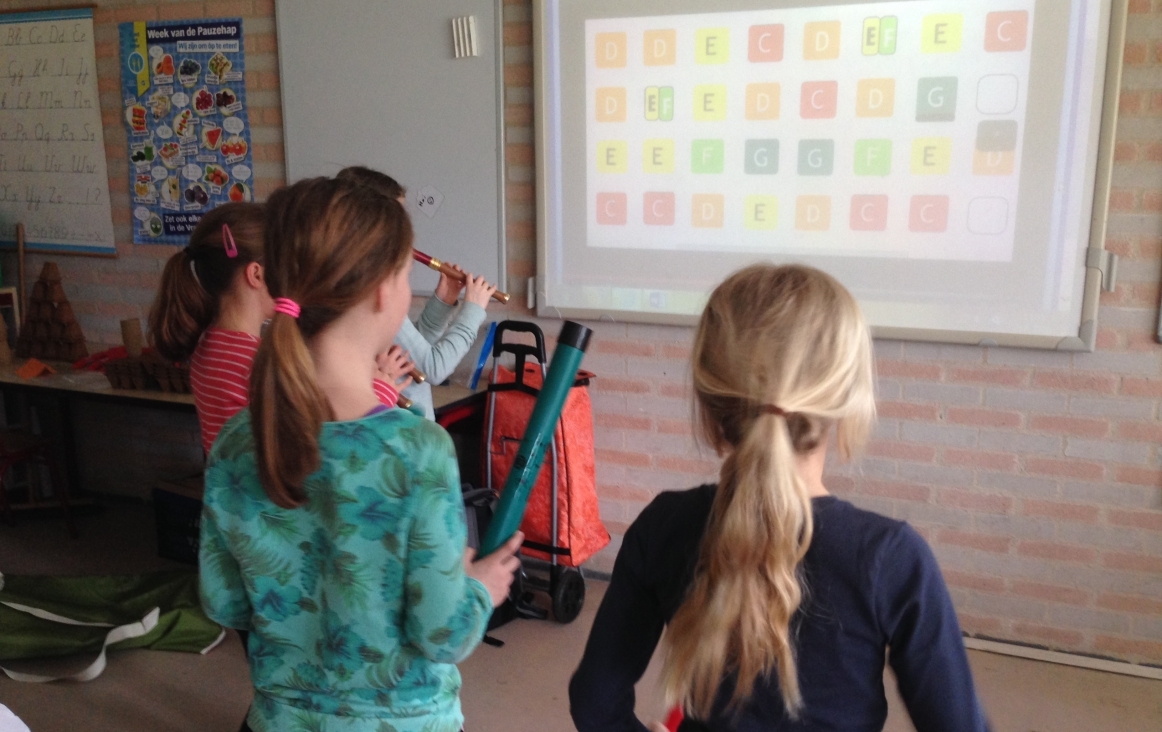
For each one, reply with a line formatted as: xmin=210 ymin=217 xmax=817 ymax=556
xmin=2 ymin=504 xmax=1160 ymax=731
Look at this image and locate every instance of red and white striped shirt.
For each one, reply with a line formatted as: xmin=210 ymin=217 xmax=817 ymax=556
xmin=191 ymin=328 xmax=260 ymax=455
xmin=190 ymin=328 xmax=399 ymax=454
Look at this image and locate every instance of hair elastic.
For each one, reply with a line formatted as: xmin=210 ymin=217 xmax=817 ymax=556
xmin=222 ymin=224 xmax=239 ymax=258
xmin=272 ymin=298 xmax=301 ymax=319
xmin=761 ymin=404 xmax=787 ymax=417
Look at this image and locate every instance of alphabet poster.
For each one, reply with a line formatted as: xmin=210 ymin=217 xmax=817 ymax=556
xmin=0 ymin=8 xmax=116 ymax=255
xmin=118 ymin=18 xmax=254 ymax=245
xmin=586 ymin=0 xmax=1035 ymax=262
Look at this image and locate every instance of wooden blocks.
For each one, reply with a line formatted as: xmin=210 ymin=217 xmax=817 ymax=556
xmin=15 ymin=262 xmax=88 ymax=363
xmin=104 ymin=353 xmax=191 ymax=394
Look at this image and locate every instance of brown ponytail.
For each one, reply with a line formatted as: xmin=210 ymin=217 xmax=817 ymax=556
xmin=336 ymin=165 xmax=406 ymax=200
xmin=663 ymin=265 xmax=876 ymax=719
xmin=148 ymin=202 xmax=265 ymax=361
xmin=250 ymin=177 xmax=412 ymax=508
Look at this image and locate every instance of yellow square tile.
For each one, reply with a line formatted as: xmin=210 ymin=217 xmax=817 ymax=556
xmin=597 ymin=141 xmax=628 ymax=173
xmin=911 ymin=138 xmax=952 ymax=175
xmin=922 ymin=14 xmax=963 ymax=53
xmin=745 ymin=195 xmax=778 ymax=230
xmin=695 ymin=28 xmax=730 ymax=64
xmin=642 ymin=139 xmax=674 ymax=173
xmin=693 ymin=84 xmax=728 ymax=121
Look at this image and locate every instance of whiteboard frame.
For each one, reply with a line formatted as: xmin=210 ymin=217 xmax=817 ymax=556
xmin=275 ymin=0 xmax=508 ymax=295
xmin=533 ymin=0 xmax=1128 ymax=351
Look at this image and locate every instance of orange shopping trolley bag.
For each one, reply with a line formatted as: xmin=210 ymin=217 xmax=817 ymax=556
xmin=483 ymin=321 xmax=608 ymax=623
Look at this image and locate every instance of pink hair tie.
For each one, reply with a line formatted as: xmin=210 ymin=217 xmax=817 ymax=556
xmin=272 ymin=298 xmax=301 ymax=319
xmin=222 ymin=224 xmax=239 ymax=258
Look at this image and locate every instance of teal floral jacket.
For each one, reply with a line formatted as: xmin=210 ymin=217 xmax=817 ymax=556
xmin=199 ymin=408 xmax=492 ymax=732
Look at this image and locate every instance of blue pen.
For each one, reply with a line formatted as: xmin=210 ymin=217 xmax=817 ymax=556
xmin=469 ymin=322 xmax=498 ymax=390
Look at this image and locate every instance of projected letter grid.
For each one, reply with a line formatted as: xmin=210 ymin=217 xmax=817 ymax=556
xmin=586 ymin=2 xmax=1034 ymax=261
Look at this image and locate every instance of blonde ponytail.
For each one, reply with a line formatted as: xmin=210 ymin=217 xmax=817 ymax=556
xmin=662 ymin=264 xmax=875 ymax=719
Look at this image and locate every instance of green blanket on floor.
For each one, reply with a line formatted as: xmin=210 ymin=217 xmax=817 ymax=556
xmin=0 ymin=570 xmax=224 ymax=682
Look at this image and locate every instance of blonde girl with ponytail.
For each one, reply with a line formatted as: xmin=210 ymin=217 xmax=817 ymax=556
xmin=198 ymin=176 xmax=522 ymax=732
xmin=570 ymin=264 xmax=988 ymax=732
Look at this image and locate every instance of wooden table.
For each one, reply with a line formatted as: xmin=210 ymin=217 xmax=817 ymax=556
xmin=0 ymin=363 xmax=485 ymax=496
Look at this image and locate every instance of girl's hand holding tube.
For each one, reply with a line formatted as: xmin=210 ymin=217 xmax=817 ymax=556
xmin=464 ymin=531 xmax=523 ymax=607
xmin=376 ymin=345 xmax=414 ymax=391
xmin=435 ymin=264 xmax=467 ymax=305
xmin=464 ymin=273 xmax=498 ymax=309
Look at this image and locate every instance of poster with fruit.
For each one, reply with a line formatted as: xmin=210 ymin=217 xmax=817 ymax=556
xmin=118 ymin=18 xmax=255 ymax=245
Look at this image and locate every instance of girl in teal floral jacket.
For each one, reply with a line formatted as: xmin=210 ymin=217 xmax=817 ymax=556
xmin=198 ymin=176 xmax=522 ymax=732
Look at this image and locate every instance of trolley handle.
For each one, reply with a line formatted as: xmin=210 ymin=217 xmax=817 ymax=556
xmin=492 ymin=320 xmax=547 ymax=363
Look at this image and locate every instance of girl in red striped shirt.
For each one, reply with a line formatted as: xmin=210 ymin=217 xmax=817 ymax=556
xmin=148 ymin=203 xmax=407 ymax=454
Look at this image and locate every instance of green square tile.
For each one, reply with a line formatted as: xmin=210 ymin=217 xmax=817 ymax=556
xmin=692 ymin=139 xmax=725 ymax=174
xmin=854 ymin=139 xmax=892 ymax=176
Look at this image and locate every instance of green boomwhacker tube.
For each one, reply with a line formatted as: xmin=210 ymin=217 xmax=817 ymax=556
xmin=479 ymin=321 xmax=593 ymax=556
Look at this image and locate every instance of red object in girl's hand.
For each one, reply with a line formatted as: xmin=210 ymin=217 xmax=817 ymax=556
xmin=664 ymin=706 xmax=684 ymax=732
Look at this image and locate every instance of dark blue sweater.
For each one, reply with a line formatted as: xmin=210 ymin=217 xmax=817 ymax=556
xmin=569 ymin=487 xmax=990 ymax=732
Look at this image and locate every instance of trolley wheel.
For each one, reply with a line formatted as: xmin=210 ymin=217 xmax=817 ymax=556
xmin=551 ymin=567 xmax=586 ymax=624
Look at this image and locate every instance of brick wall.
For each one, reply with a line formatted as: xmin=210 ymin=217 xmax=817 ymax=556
xmin=2 ymin=0 xmax=1158 ymax=665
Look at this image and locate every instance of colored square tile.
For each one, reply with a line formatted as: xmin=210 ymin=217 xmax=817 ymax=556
xmin=658 ymin=87 xmax=675 ymax=121
xmin=746 ymin=83 xmax=781 ymax=120
xmin=922 ymin=14 xmax=963 ymax=53
xmin=916 ymin=77 xmax=958 ymax=122
xmin=644 ymin=29 xmax=677 ymax=65
xmin=857 ymin=78 xmax=895 ymax=117
xmin=798 ymin=139 xmax=835 ymax=176
xmin=745 ymin=139 xmax=779 ymax=175
xmin=595 ymin=32 xmax=627 ymax=68
xmin=985 ymin=11 xmax=1028 ymax=52
xmin=643 ymin=192 xmax=675 ymax=225
xmin=596 ymin=193 xmax=627 ymax=225
xmin=911 ymin=138 xmax=952 ymax=175
xmin=862 ymin=18 xmax=881 ymax=56
xmin=801 ymin=80 xmax=838 ymax=119
xmin=696 ymin=28 xmax=730 ymax=64
xmin=642 ymin=139 xmax=674 ymax=173
xmin=749 ymin=24 xmax=785 ymax=62
xmin=879 ymin=17 xmax=898 ymax=54
xmin=976 ymin=120 xmax=1018 ymax=152
xmin=909 ymin=195 xmax=949 ymax=232
xmin=694 ymin=85 xmax=728 ymax=121
xmin=977 ymin=75 xmax=1019 ymax=115
xmin=803 ymin=21 xmax=841 ymax=60
xmin=854 ymin=139 xmax=892 ymax=176
xmin=644 ymin=87 xmax=660 ymax=121
xmin=745 ymin=195 xmax=779 ymax=230
xmin=973 ymin=150 xmax=1015 ymax=175
xmin=850 ymin=195 xmax=889 ymax=231
xmin=691 ymin=139 xmax=725 ymax=173
xmin=597 ymin=141 xmax=628 ymax=173
xmin=967 ymin=197 xmax=1008 ymax=234
xmin=796 ymin=195 xmax=832 ymax=231
xmin=596 ymin=87 xmax=627 ymax=123
xmin=692 ymin=194 xmax=725 ymax=228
